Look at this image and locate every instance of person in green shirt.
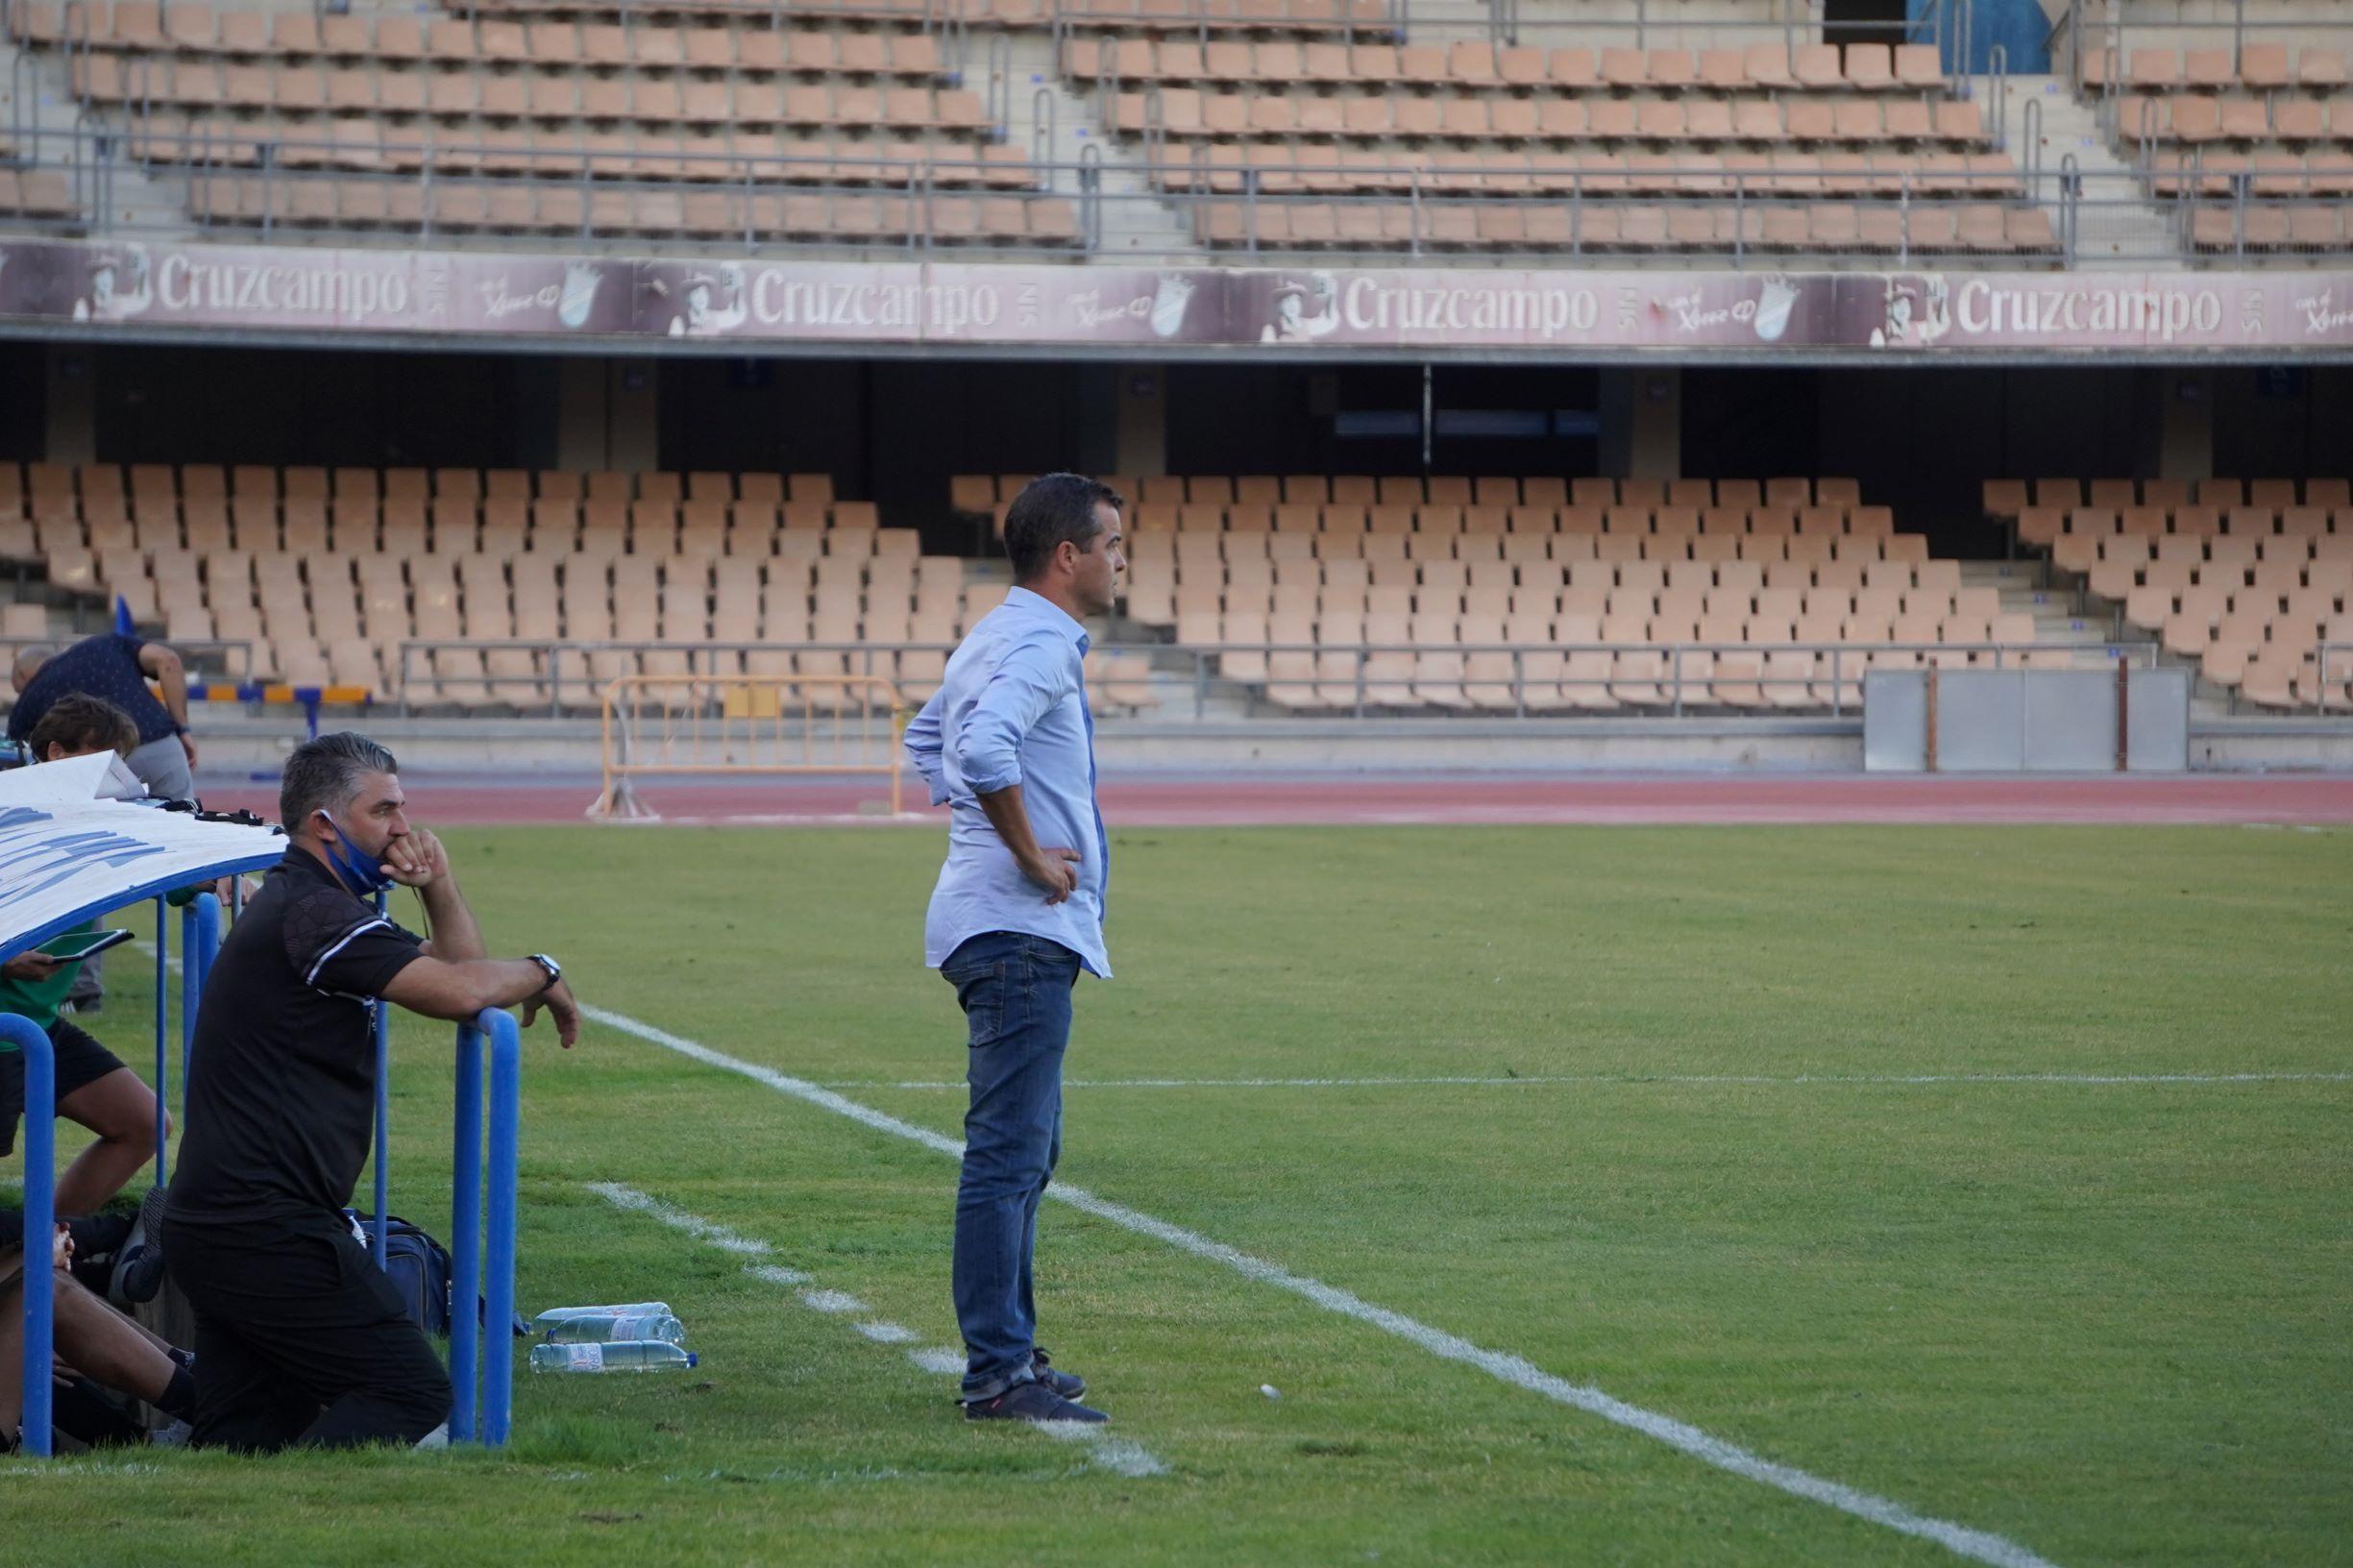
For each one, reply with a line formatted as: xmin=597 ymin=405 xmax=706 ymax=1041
xmin=0 ymin=696 xmax=170 ymax=1216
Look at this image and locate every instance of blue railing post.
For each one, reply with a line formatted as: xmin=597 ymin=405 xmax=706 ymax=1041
xmin=443 ymin=1008 xmax=522 ymax=1447
xmin=177 ymin=892 xmax=221 ymax=1090
xmin=448 ymin=1018 xmax=484 ymax=1444
xmin=370 ymin=889 xmax=390 ymax=1270
xmin=178 ymin=901 xmax=199 ymax=1086
xmin=3 ymin=1014 xmax=56 ymax=1457
xmin=192 ymin=893 xmax=219 ymax=996
xmin=482 ymin=1008 xmax=522 ymax=1447
xmin=152 ymin=895 xmax=169 ymax=1184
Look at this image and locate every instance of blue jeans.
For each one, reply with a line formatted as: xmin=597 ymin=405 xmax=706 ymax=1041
xmin=943 ymin=930 xmax=1080 ymax=1401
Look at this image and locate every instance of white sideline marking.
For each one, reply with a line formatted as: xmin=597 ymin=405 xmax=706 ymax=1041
xmin=590 ymin=1180 xmax=1165 ymax=1481
xmin=1038 ymin=1423 xmax=1170 ymax=1479
xmin=822 ymin=1071 xmax=2353 ymax=1091
xmin=582 ymin=1001 xmax=2061 ymax=1568
xmin=586 ymin=1182 xmax=774 ymax=1256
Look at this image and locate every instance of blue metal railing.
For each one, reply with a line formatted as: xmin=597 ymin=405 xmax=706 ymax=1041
xmin=371 ymin=889 xmax=391 ymax=1271
xmin=177 ymin=893 xmax=219 ymax=1090
xmin=150 ymin=895 xmax=168 ymax=1184
xmin=4 ymin=1014 xmax=56 ymax=1457
xmin=449 ymin=1007 xmax=523 ymax=1447
xmin=12 ymin=969 xmax=525 ymax=1456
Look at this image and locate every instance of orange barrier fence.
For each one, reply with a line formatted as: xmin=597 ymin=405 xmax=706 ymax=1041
xmin=591 ymin=673 xmax=905 ymax=820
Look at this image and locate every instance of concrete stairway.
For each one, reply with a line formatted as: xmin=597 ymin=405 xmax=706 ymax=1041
xmin=1992 ymin=74 xmax=2182 ymax=267
xmin=992 ymin=32 xmax=1196 ymax=259
xmin=0 ymin=34 xmax=193 ymax=239
xmin=1968 ymin=559 xmax=2132 ymax=669
xmin=1990 ymin=558 xmax=2240 ymax=717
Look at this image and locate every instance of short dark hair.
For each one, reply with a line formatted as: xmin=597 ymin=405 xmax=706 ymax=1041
xmin=1002 ymin=473 xmax=1123 ymax=582
xmin=281 ymin=731 xmax=400 ymax=828
xmin=26 ymin=694 xmax=136 ymax=760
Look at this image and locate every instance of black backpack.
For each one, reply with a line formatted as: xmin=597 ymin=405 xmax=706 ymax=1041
xmin=355 ymin=1213 xmax=454 ymax=1336
xmin=346 ymin=1213 xmax=527 ymax=1340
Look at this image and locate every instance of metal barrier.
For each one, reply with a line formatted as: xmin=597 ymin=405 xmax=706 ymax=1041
xmin=593 ymin=672 xmax=907 ymax=820
xmin=395 ymin=639 xmax=938 ymax=717
xmin=446 ymin=0 xmax=956 ymax=33
xmin=2308 ymin=641 xmax=2349 ymax=716
xmin=1164 ymin=640 xmax=2165 ymax=719
xmin=2071 ymin=0 xmax=2353 ymax=84
xmin=10 ymin=891 xmax=220 ymax=1459
xmin=12 ymin=911 xmax=523 ymax=1455
xmin=450 ymin=1007 xmax=523 ymax=1447
xmin=4 ymin=113 xmax=2345 ymax=266
xmin=5 ymin=1014 xmax=57 ymax=1456
xmin=387 ymin=636 xmax=2192 ymax=724
xmin=0 ymin=637 xmax=257 ymax=685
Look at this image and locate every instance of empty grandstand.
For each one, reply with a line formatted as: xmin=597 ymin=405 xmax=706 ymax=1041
xmin=0 ymin=0 xmax=2341 ymax=262
xmin=0 ymin=0 xmax=2342 ymax=775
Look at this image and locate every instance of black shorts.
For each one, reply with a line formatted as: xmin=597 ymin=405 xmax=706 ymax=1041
xmin=0 ymin=1018 xmax=128 ymax=1158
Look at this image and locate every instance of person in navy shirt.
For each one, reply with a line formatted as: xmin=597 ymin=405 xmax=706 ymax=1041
xmin=10 ymin=633 xmax=196 ymax=800
xmin=10 ymin=633 xmax=199 ymax=1010
xmin=905 ymin=473 xmax=1126 ymax=1425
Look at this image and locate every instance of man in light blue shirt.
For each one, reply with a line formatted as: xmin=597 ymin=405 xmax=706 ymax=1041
xmin=904 ymin=473 xmax=1126 ymax=1425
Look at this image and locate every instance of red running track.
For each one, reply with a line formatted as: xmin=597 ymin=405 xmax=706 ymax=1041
xmin=196 ymin=773 xmax=2353 ymax=827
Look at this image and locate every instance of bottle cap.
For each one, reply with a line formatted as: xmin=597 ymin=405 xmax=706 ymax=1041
xmin=686 ymin=1352 xmax=699 ymax=1368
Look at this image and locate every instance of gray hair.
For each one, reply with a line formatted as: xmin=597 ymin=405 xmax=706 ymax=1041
xmin=12 ymin=643 xmax=54 ymax=691
xmin=281 ymin=731 xmax=400 ymax=829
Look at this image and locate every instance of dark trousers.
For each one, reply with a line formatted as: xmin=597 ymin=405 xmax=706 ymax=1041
xmin=160 ymin=1211 xmax=451 ymax=1453
xmin=943 ymin=930 xmax=1080 ymax=1402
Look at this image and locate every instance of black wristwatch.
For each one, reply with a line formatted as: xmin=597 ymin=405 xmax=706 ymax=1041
xmin=527 ymin=954 xmax=562 ymax=993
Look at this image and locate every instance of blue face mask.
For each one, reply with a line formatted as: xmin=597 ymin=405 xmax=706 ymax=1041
xmin=315 ymin=811 xmax=393 ymax=896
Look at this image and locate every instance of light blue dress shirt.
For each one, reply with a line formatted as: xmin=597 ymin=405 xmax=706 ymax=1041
xmin=905 ymin=586 xmax=1111 ymax=979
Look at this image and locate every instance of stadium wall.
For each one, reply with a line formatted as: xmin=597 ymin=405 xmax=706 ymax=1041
xmin=183 ymin=711 xmax=2353 ymax=777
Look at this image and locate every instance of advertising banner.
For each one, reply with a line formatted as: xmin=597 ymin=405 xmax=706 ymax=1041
xmin=3 ymin=238 xmax=2348 ymax=355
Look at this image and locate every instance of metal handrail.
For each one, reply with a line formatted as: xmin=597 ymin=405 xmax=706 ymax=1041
xmin=2072 ymin=0 xmax=2353 ymax=106
xmin=0 ymin=113 xmax=2336 ymax=264
xmin=393 ymin=636 xmax=950 ymax=715
xmin=1986 ymin=42 xmax=2007 ymax=142
xmin=0 ymin=632 xmax=257 ymax=679
xmin=2313 ymin=641 xmax=2347 ymax=717
xmin=379 ymin=636 xmax=2165 ymax=723
xmin=1163 ymin=637 xmax=2155 ymax=719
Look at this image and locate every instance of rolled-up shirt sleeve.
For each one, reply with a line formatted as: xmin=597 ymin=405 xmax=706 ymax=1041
xmin=950 ymin=634 xmax=1071 ymax=796
xmin=903 ymin=689 xmax=949 ymax=807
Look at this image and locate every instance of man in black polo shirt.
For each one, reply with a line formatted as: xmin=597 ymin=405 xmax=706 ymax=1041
xmin=161 ymin=731 xmax=580 ymax=1452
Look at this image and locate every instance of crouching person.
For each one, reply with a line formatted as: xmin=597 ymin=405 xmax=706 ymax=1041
xmin=160 ymin=733 xmax=580 ymax=1453
xmin=1 ymin=1218 xmax=198 ymax=1452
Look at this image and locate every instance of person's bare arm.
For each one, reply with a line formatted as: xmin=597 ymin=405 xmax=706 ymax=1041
xmin=976 ymin=784 xmax=1080 ymax=905
xmin=380 ymin=958 xmax=580 ymax=1047
xmin=136 ymin=642 xmax=194 ymax=763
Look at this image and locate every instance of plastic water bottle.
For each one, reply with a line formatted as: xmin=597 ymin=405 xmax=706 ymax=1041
xmin=530 ymin=1340 xmax=699 ymax=1375
xmin=543 ymin=1311 xmax=687 ymax=1346
xmin=531 ymin=1302 xmax=673 ymax=1334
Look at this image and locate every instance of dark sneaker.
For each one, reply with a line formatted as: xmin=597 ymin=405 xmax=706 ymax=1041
xmin=113 ymin=1186 xmax=170 ymax=1306
xmin=66 ymin=1211 xmax=135 ymax=1295
xmin=1031 ymin=1347 xmax=1086 ymax=1401
xmin=963 ymin=1381 xmax=1108 ymax=1425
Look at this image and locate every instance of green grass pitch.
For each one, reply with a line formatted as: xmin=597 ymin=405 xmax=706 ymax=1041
xmin=4 ymin=823 xmax=2348 ymax=1568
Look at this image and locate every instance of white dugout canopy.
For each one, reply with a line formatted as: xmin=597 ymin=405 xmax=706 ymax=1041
xmin=0 ymin=752 xmax=286 ymax=962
